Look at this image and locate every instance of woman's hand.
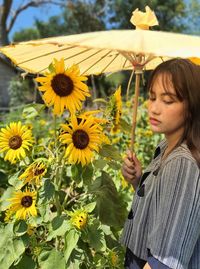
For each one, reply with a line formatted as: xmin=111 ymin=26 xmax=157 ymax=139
xmin=121 ymin=150 xmax=142 ymax=190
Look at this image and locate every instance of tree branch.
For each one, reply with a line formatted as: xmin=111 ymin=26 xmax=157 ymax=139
xmin=7 ymin=0 xmax=65 ymax=33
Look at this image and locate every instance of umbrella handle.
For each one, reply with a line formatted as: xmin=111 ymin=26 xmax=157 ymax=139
xmin=131 ymin=72 xmax=140 ymax=151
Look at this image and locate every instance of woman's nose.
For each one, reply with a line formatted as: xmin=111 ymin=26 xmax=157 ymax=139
xmin=148 ymin=100 xmax=161 ymax=114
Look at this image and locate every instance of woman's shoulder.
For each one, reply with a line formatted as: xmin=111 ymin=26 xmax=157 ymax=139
xmin=164 ymin=143 xmax=199 ymax=170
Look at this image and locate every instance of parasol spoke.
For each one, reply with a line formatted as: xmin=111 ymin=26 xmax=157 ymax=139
xmin=81 ymin=50 xmax=115 ymax=74
xmin=18 ymin=45 xmax=82 ymax=64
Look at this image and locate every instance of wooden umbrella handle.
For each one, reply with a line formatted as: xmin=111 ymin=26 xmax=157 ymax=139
xmin=131 ymin=72 xmax=141 ymax=151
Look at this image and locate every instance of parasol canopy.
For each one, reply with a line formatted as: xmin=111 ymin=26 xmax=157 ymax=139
xmin=1 ymin=29 xmax=200 ymax=75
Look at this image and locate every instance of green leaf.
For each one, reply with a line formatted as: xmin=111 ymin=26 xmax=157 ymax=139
xmin=93 ymin=98 xmax=108 ymax=104
xmin=11 ymin=254 xmax=36 ymax=269
xmin=86 ymin=220 xmax=106 ymax=251
xmin=0 ymin=237 xmax=25 ymax=269
xmin=120 ymin=118 xmax=131 ymax=132
xmin=22 ymin=104 xmax=45 ymax=119
xmin=99 ymin=144 xmax=122 ymax=162
xmin=84 ymin=202 xmax=96 ymax=213
xmin=38 ymin=249 xmax=65 ymax=269
xmin=81 ymin=164 xmax=94 ymax=185
xmin=71 ymin=164 xmax=82 ymax=184
xmin=48 ymin=63 xmax=55 ymax=73
xmin=14 ymin=220 xmax=28 ymax=236
xmin=0 ymin=224 xmax=14 ymax=249
xmin=22 ymin=107 xmax=38 ymax=119
xmin=89 ymin=171 xmax=127 ymax=227
xmin=93 ymin=159 xmax=107 ymax=169
xmin=47 ymin=216 xmax=70 ymax=241
xmin=39 ymin=179 xmax=55 ymax=203
xmin=8 ymin=171 xmax=24 ymax=190
xmin=0 ymin=170 xmax=8 ymax=187
xmin=38 ymin=203 xmax=52 ymax=223
xmin=64 ymin=229 xmax=80 ymax=264
xmin=0 ymin=187 xmax=15 ymax=211
xmin=101 ymin=224 xmax=112 ymax=235
xmin=108 ymin=161 xmax=121 ymax=170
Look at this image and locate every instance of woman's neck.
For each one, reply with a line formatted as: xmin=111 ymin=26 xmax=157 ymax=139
xmin=163 ymin=131 xmax=184 ymax=159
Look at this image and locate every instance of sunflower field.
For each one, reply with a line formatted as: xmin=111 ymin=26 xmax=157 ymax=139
xmin=0 ymin=59 xmax=161 ymax=269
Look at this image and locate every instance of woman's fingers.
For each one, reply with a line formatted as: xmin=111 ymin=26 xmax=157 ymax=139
xmin=121 ymin=168 xmax=136 ymax=182
xmin=124 ymin=158 xmax=135 ymax=169
xmin=126 ymin=150 xmax=134 ymax=161
xmin=122 ymin=150 xmax=142 ymax=187
xmin=121 ymin=160 xmax=137 ymax=183
xmin=122 ymin=164 xmax=136 ymax=176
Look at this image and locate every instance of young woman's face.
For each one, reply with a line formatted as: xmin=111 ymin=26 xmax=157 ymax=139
xmin=148 ymin=73 xmax=186 ymax=141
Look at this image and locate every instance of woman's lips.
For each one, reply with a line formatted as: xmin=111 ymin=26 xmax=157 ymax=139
xmin=149 ymin=117 xmax=161 ymax=125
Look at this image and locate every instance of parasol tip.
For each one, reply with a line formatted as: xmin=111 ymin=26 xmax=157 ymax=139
xmin=130 ymin=5 xmax=159 ymax=30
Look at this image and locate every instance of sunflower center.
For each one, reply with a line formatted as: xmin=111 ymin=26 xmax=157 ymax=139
xmin=34 ymin=168 xmax=45 ymax=176
xmin=51 ymin=74 xmax=74 ymax=97
xmin=72 ymin=129 xmax=89 ymax=149
xmin=9 ymin=135 xmax=22 ymax=150
xmin=21 ymin=196 xmax=33 ymax=208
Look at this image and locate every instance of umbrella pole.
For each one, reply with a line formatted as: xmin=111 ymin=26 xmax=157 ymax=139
xmin=131 ymin=71 xmax=141 ymax=151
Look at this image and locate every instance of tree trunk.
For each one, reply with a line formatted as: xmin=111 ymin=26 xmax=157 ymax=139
xmin=0 ymin=0 xmax=12 ymax=46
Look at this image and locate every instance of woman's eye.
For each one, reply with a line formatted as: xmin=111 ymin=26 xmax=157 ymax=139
xmin=149 ymin=96 xmax=156 ymax=101
xmin=163 ymin=99 xmax=174 ymax=104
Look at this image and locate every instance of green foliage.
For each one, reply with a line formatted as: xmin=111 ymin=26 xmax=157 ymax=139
xmin=38 ymin=249 xmax=66 ymax=269
xmin=0 ymin=58 xmax=162 ymax=268
xmin=185 ymin=0 xmax=200 ymax=35
xmin=108 ymin=0 xmax=186 ymax=32
xmin=13 ymin=28 xmax=40 ymax=42
xmin=0 ymin=224 xmax=26 ymax=269
xmin=13 ymin=0 xmax=106 ymax=42
xmin=8 ymin=76 xmax=37 ymax=108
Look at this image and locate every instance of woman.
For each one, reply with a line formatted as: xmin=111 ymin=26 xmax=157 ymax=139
xmin=121 ymin=58 xmax=200 ymax=269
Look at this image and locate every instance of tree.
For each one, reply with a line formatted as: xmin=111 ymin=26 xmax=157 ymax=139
xmin=108 ymin=0 xmax=187 ymax=32
xmin=12 ymin=0 xmax=107 ymax=42
xmin=185 ymin=0 xmax=200 ymax=35
xmin=0 ymin=0 xmax=65 ymax=46
xmin=34 ymin=0 xmax=107 ymax=38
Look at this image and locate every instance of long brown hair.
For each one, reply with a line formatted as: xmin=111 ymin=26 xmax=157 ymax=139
xmin=148 ymin=58 xmax=200 ymax=166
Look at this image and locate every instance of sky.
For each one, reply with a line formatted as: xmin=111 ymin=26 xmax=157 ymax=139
xmin=8 ymin=0 xmax=200 ymax=40
xmin=9 ymin=2 xmax=62 ymax=40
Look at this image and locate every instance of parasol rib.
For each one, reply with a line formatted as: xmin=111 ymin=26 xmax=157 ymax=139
xmin=99 ymin=53 xmax=123 ymax=73
xmin=81 ymin=50 xmax=113 ymax=74
xmin=17 ymin=45 xmax=82 ymax=64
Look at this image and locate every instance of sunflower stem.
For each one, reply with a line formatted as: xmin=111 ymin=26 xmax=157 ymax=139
xmin=66 ymin=192 xmax=88 ymax=206
xmin=54 ymin=152 xmax=65 ymax=216
xmin=63 ymin=182 xmax=74 ymax=208
xmin=22 ymin=158 xmax=29 ymax=166
xmin=53 ymin=115 xmax=57 ymax=146
xmin=55 ymin=192 xmax=62 ymax=216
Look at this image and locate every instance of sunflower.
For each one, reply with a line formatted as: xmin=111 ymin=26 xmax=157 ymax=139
xmin=27 ymin=224 xmax=36 ymax=235
xmin=7 ymin=189 xmax=37 ymax=220
xmin=0 ymin=122 xmax=34 ymax=164
xmin=35 ymin=58 xmax=90 ymax=115
xmin=69 ymin=209 xmax=88 ymax=230
xmin=109 ymin=86 xmax=122 ymax=134
xmin=109 ymin=250 xmax=119 ymax=267
xmin=19 ymin=160 xmax=47 ymax=186
xmin=79 ymin=110 xmax=108 ymax=125
xmin=60 ymin=115 xmax=104 ymax=166
xmin=4 ymin=209 xmax=14 ymax=223
xmin=114 ymin=86 xmax=122 ymax=125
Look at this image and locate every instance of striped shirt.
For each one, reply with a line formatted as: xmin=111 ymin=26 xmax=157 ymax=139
xmin=121 ymin=140 xmax=200 ymax=269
